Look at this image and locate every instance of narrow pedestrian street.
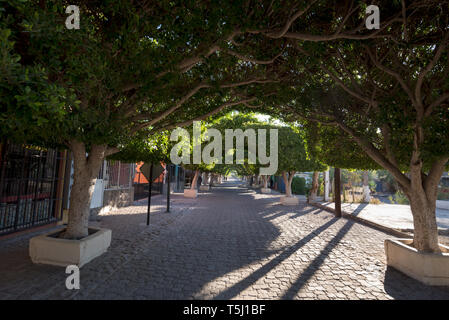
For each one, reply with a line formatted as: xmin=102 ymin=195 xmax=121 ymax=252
xmin=1 ymin=180 xmax=449 ymax=300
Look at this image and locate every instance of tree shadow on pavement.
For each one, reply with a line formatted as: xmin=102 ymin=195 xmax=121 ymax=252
xmin=351 ymin=203 xmax=369 ymax=217
xmin=213 ymin=217 xmax=338 ymax=299
xmin=281 ymin=219 xmax=355 ymax=299
xmin=290 ymin=207 xmax=322 ymax=220
xmin=116 ymin=184 xmax=288 ymax=299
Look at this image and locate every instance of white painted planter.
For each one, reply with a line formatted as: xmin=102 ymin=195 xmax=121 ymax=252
xmin=385 ymin=238 xmax=449 ymax=286
xmin=280 ymin=196 xmax=299 ymax=206
xmin=199 ymin=185 xmax=210 ymax=191
xmin=436 ymin=200 xmax=449 ymax=210
xmin=29 ymin=227 xmax=111 ymax=268
xmin=260 ymin=188 xmax=271 ymax=194
xmin=184 ymin=189 xmax=198 ymax=198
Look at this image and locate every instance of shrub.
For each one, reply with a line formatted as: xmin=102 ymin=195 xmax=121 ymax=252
xmin=437 ymin=188 xmax=449 ymax=200
xmin=438 ymin=192 xmax=449 ymax=200
xmin=292 ymin=177 xmax=307 ymax=195
xmin=390 ymin=190 xmax=410 ymax=205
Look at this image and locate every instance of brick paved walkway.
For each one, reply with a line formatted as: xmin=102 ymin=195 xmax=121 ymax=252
xmin=1 ymin=181 xmax=449 ymax=300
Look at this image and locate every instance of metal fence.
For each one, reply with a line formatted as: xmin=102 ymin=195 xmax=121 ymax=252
xmin=0 ymin=143 xmax=65 ymax=235
xmin=104 ymin=161 xmax=132 ymax=190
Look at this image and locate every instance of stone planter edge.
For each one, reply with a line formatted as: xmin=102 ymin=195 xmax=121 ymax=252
xmin=29 ymin=227 xmax=112 ymax=268
xmin=385 ymin=238 xmax=449 ymax=286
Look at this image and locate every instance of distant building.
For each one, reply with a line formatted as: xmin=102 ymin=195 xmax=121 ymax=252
xmin=0 ymin=140 xmax=190 ymax=238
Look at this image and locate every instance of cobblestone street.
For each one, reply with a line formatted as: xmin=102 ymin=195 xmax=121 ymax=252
xmin=1 ymin=181 xmax=449 ymax=300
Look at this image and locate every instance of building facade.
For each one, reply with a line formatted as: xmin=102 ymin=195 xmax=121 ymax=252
xmin=0 ymin=142 xmax=137 ymax=236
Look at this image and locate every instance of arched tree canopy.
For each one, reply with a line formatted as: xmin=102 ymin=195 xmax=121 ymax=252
xmin=2 ymin=1 xmax=448 ymax=249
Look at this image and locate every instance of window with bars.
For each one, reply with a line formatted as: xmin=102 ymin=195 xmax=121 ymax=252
xmin=104 ymin=161 xmax=133 ymax=190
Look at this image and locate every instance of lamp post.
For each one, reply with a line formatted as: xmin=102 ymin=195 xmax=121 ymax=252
xmin=334 ymin=168 xmax=342 ymax=218
xmin=166 ymin=164 xmax=171 ymax=213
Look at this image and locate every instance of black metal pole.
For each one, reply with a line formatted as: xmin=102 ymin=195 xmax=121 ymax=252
xmin=13 ymin=147 xmax=27 ymax=231
xmin=166 ymin=165 xmax=170 ymax=213
xmin=31 ymin=150 xmax=43 ymax=226
xmin=146 ymin=163 xmax=153 ymax=226
xmin=334 ymin=168 xmax=342 ymax=218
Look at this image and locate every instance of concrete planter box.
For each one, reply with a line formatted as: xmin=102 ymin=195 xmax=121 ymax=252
xmin=436 ymin=200 xmax=449 ymax=210
xmin=184 ymin=189 xmax=198 ymax=198
xmin=260 ymin=188 xmax=271 ymax=194
xmin=280 ymin=196 xmax=299 ymax=206
xmin=29 ymin=227 xmax=111 ymax=267
xmin=199 ymin=185 xmax=210 ymax=191
xmin=385 ymin=238 xmax=449 ymax=286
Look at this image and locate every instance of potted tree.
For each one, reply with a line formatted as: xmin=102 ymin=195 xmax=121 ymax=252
xmin=257 ymin=0 xmax=449 ymax=283
xmin=276 ymin=127 xmax=325 ymax=205
xmin=6 ymin=2 xmax=280 ymax=266
xmin=260 ymin=175 xmax=272 ymax=194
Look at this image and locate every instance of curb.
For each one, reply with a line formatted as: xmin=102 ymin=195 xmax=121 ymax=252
xmin=309 ymin=202 xmax=412 ymax=238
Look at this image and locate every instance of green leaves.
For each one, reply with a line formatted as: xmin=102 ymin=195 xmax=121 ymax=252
xmin=2 ymin=0 xmax=447 ymax=179
xmin=109 ymin=130 xmax=171 ymax=163
xmin=276 ymin=125 xmax=326 ymax=174
xmin=304 ymin=122 xmax=380 ymax=170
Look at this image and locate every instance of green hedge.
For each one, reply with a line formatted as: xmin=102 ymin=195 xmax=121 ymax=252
xmin=292 ymin=176 xmax=307 ymax=195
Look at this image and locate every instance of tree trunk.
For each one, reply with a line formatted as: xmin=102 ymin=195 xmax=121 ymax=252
xmin=324 ymin=170 xmax=330 ymax=201
xmin=362 ymin=170 xmax=371 ymax=203
xmin=289 ymin=172 xmax=295 ymax=196
xmin=63 ymin=142 xmax=107 ymax=239
xmin=283 ymin=171 xmax=295 ymax=197
xmin=263 ymin=175 xmax=268 ymax=188
xmin=309 ymin=171 xmax=319 ymax=202
xmin=331 ymin=176 xmax=334 ymax=200
xmin=201 ymin=172 xmax=206 ymax=185
xmin=406 ymin=157 xmax=442 ymax=253
xmin=408 ymin=190 xmax=439 ymax=253
xmin=338 ymin=120 xmax=447 ymax=253
xmin=190 ymin=170 xmax=199 ymax=190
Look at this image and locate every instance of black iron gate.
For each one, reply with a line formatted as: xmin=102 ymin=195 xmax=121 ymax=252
xmin=0 ymin=143 xmax=66 ymax=235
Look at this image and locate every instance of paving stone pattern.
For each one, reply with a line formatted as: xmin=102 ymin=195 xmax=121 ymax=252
xmin=1 ymin=182 xmax=449 ymax=300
